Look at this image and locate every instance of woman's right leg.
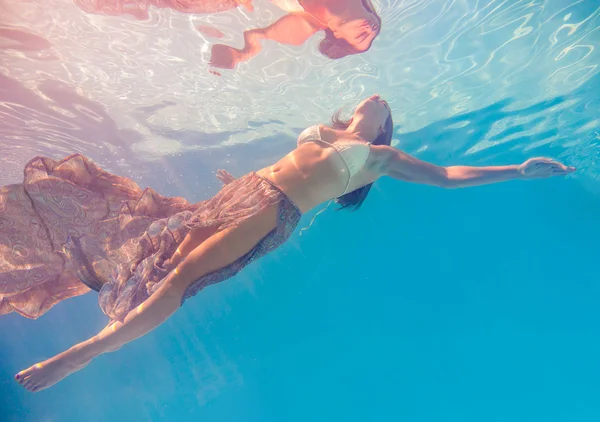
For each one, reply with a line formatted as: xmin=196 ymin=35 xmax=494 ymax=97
xmin=169 ymin=203 xmax=278 ymax=292
xmin=166 ymin=225 xmax=218 ymax=269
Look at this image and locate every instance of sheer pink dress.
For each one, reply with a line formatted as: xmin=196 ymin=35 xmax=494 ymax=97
xmin=0 ymin=154 xmax=300 ymax=322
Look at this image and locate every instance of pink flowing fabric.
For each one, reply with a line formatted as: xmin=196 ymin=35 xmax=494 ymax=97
xmin=73 ymin=0 xmax=243 ymax=20
xmin=0 ymin=154 xmax=299 ymax=321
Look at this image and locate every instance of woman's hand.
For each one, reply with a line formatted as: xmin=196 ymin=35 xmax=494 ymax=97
xmin=216 ymin=169 xmax=236 ymax=185
xmin=518 ymin=158 xmax=576 ymax=179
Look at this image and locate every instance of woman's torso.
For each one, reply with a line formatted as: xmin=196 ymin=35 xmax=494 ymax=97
xmin=256 ymin=125 xmax=379 ymax=213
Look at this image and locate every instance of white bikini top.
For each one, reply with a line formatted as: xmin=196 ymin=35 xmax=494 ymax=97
xmin=297 ymin=125 xmax=370 ymax=194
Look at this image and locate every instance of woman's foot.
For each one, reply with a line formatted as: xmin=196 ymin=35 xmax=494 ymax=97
xmin=15 ymin=347 xmax=92 ymax=392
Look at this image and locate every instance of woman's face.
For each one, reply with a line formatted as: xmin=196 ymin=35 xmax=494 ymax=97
xmin=334 ymin=15 xmax=380 ymax=51
xmin=354 ymin=94 xmax=390 ymax=133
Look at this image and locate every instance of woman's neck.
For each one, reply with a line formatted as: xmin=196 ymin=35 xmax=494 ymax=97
xmin=346 ymin=118 xmax=379 ymax=143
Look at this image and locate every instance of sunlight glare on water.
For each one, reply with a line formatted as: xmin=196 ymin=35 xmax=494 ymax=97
xmin=1 ymin=0 xmax=598 ymax=194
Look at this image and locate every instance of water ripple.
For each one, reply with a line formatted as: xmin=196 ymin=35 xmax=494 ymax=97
xmin=0 ymin=0 xmax=599 ymax=192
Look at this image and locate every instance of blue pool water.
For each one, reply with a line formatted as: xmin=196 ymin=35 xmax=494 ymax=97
xmin=1 ymin=0 xmax=599 ymax=421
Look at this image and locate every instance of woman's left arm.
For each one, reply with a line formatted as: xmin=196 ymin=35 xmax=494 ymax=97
xmin=370 ymin=145 xmax=575 ymax=188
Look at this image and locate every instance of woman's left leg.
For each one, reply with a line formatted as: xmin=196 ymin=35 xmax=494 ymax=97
xmin=15 ymin=203 xmax=280 ymax=392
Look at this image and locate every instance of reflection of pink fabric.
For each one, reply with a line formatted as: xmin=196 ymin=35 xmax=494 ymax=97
xmin=197 ymin=25 xmax=225 ymax=38
xmin=269 ymin=0 xmax=303 ymax=12
xmin=0 ymin=154 xmax=300 ymax=322
xmin=73 ymin=0 xmax=241 ymax=19
xmin=152 ymin=0 xmax=240 ymax=13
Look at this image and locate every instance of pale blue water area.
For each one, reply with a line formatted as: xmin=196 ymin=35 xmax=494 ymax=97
xmin=1 ymin=0 xmax=600 ymax=421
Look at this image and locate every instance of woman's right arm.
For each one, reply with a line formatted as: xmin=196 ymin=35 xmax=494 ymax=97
xmin=370 ymin=145 xmax=575 ymax=188
xmin=210 ymin=13 xmax=322 ymax=68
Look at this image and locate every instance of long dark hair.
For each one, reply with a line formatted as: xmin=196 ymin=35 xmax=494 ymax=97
xmin=331 ymin=110 xmax=394 ymax=211
xmin=318 ymin=0 xmax=382 ymax=59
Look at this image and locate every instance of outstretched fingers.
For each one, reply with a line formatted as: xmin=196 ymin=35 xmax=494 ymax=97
xmin=532 ymin=159 xmax=576 ymax=176
xmin=551 ymin=162 xmax=576 ymax=175
xmin=216 ymin=169 xmax=236 ymax=185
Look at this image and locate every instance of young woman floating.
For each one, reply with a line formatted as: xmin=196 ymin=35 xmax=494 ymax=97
xmin=5 ymin=94 xmax=574 ymax=392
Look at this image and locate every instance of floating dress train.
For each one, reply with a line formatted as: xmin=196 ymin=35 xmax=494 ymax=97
xmin=0 ymin=154 xmax=300 ymax=322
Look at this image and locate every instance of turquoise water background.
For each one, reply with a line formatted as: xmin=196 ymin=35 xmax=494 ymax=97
xmin=1 ymin=0 xmax=600 ymax=421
